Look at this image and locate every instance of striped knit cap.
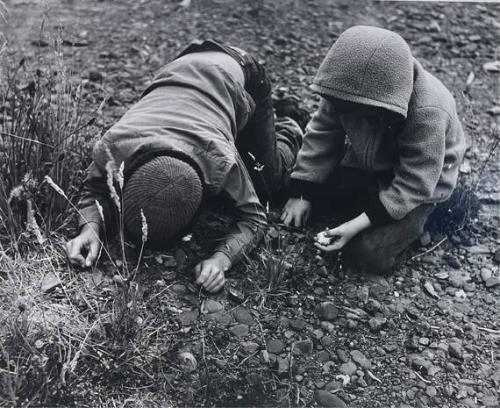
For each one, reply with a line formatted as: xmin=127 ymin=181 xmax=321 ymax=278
xmin=123 ymin=156 xmax=202 ymax=247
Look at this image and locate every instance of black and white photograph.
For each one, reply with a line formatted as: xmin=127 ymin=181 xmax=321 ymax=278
xmin=0 ymin=0 xmax=499 ymax=406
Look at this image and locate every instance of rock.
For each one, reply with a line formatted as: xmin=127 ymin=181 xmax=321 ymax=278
xmin=322 ymin=361 xmax=336 ymax=374
xmin=293 ymin=339 xmax=313 ymax=355
xmin=233 ymin=307 xmax=254 ymax=325
xmin=448 ymin=270 xmax=471 ymax=288
xmin=202 ymin=299 xmax=224 ymax=314
xmin=423 ymin=281 xmax=440 ymax=299
xmin=177 ymin=351 xmax=197 ymax=373
xmin=276 ymin=356 xmax=290 ymax=375
xmin=325 ymin=380 xmax=344 ymax=391
xmin=419 ymin=337 xmax=430 ymax=346
xmin=482 ymin=396 xmax=498 ymax=407
xmin=88 ymin=70 xmax=104 ymax=82
xmin=241 ymin=341 xmax=259 ymax=354
xmin=366 ymin=299 xmax=381 ymax=314
xmin=266 ymin=339 xmax=285 ymax=354
xmin=41 ymin=272 xmax=62 ymax=293
xmin=289 ymin=318 xmax=307 ymax=330
xmin=494 ymin=249 xmax=500 ymax=264
xmin=350 ymin=350 xmax=372 ymax=369
xmin=481 ymin=268 xmax=493 ymax=282
xmin=337 ymin=349 xmax=350 ymax=363
xmin=485 ymin=277 xmax=500 ymax=288
xmin=315 ymin=302 xmax=339 ymax=320
xmin=227 ymin=287 xmax=245 ymax=303
xmin=488 ymin=106 xmax=500 ymax=116
xmin=230 ymin=324 xmax=249 ymax=337
xmin=426 ymin=386 xmax=437 ymax=397
xmin=444 ymin=254 xmax=461 ymax=269
xmin=339 ymin=361 xmax=357 ymax=376
xmin=483 ymin=60 xmax=500 ymax=72
xmin=314 ymin=390 xmax=347 ymax=408
xmin=410 ymin=355 xmax=432 ymax=374
xmin=448 ymin=342 xmax=463 ymax=360
xmin=369 ymin=316 xmax=387 ymax=332
xmin=172 ymin=284 xmax=187 ymax=294
xmin=179 ymin=310 xmax=199 ymax=326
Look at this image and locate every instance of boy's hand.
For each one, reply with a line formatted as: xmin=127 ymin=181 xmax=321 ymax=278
xmin=194 ymin=252 xmax=232 ymax=293
xmin=66 ymin=223 xmax=101 ymax=268
xmin=281 ymin=198 xmax=311 ymax=227
xmin=314 ymin=213 xmax=372 ymax=252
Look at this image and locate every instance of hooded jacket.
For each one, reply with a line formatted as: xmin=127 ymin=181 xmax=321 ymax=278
xmin=290 ymin=26 xmax=466 ymax=224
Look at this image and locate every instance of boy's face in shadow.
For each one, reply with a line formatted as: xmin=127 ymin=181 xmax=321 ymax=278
xmin=327 ymin=96 xmax=402 ymax=125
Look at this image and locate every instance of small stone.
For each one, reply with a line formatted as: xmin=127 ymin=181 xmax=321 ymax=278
xmin=233 ymin=307 xmax=254 ymax=325
xmin=493 ymin=249 xmax=500 ymax=264
xmin=41 ymin=272 xmax=62 ymax=293
xmin=227 ymin=287 xmax=245 ymax=303
xmin=266 ymin=339 xmax=285 ymax=354
xmin=295 ymin=374 xmax=304 ymax=382
xmin=314 ymin=390 xmax=347 ymax=408
xmin=315 ymin=302 xmax=339 ymax=320
xmin=241 ymin=341 xmax=259 ymax=354
xmin=293 ymin=339 xmax=313 ymax=355
xmin=202 ymin=299 xmax=224 ymax=314
xmin=350 ymin=350 xmax=372 ymax=369
xmin=230 ymin=324 xmax=249 ymax=337
xmin=179 ymin=310 xmax=199 ymax=326
xmin=419 ymin=337 xmax=430 ymax=346
xmin=483 ymin=396 xmax=498 ymax=407
xmin=339 ymin=361 xmax=357 ymax=376
xmin=276 ymin=356 xmax=290 ymax=375
xmin=410 ymin=355 xmax=432 ymax=374
xmin=426 ymin=386 xmax=437 ymax=397
xmin=369 ymin=316 xmax=387 ymax=332
xmin=290 ymin=318 xmax=307 ymax=330
xmin=448 ymin=342 xmax=463 ymax=360
xmin=172 ymin=284 xmax=187 ymax=294
xmin=485 ymin=277 xmax=500 ymax=288
xmin=481 ymin=268 xmax=493 ymax=282
xmin=88 ymin=70 xmax=104 ymax=82
xmin=315 ymin=381 xmax=326 ymax=389
xmin=448 ymin=270 xmax=471 ymax=288
xmin=423 ymin=281 xmax=440 ymax=299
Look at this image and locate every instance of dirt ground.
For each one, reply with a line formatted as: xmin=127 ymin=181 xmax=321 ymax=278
xmin=2 ymin=0 xmax=500 ymax=407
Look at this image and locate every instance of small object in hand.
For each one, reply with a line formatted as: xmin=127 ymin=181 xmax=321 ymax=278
xmin=316 ymin=231 xmax=331 ymax=246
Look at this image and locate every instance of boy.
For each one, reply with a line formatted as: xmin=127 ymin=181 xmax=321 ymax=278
xmin=282 ymin=26 xmax=465 ymax=272
xmin=66 ymin=40 xmax=303 ymax=292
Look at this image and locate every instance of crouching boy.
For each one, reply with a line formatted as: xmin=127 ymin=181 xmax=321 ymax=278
xmin=66 ymin=40 xmax=303 ymax=292
xmin=282 ymin=26 xmax=465 ymax=272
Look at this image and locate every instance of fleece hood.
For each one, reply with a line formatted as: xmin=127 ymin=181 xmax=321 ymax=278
xmin=311 ymin=26 xmax=414 ymax=118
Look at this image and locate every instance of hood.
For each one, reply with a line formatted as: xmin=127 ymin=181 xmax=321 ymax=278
xmin=311 ymin=26 xmax=414 ymax=118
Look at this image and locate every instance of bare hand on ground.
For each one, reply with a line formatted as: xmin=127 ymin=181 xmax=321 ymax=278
xmin=194 ymin=252 xmax=232 ymax=293
xmin=66 ymin=223 xmax=101 ymax=268
xmin=281 ymin=197 xmax=312 ymax=227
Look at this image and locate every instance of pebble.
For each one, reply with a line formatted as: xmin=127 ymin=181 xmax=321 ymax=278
xmin=448 ymin=342 xmax=463 ymax=360
xmin=233 ymin=307 xmax=254 ymax=325
xmin=315 ymin=302 xmax=339 ymax=320
xmin=419 ymin=337 xmax=430 ymax=346
xmin=202 ymin=299 xmax=223 ymax=314
xmin=229 ymin=324 xmax=249 ymax=337
xmin=266 ymin=339 xmax=285 ymax=354
xmin=293 ymin=339 xmax=313 ymax=355
xmin=480 ymin=268 xmax=493 ymax=282
xmin=241 ymin=341 xmax=259 ymax=354
xmin=485 ymin=277 xmax=500 ymax=288
xmin=350 ymin=350 xmax=372 ymax=369
xmin=369 ymin=316 xmax=387 ymax=332
xmin=179 ymin=310 xmax=199 ymax=326
xmin=314 ymin=390 xmax=348 ymax=408
xmin=448 ymin=270 xmax=471 ymax=288
xmin=494 ymin=249 xmax=500 ymax=264
xmin=290 ymin=318 xmax=307 ymax=330
xmin=339 ymin=361 xmax=357 ymax=376
xmin=426 ymin=385 xmax=437 ymax=397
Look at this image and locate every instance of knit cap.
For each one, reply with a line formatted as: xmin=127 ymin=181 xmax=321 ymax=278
xmin=123 ymin=155 xmax=203 ymax=247
xmin=312 ymin=26 xmax=414 ymax=118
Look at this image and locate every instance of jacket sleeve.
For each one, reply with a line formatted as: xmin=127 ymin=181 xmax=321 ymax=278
xmin=215 ymin=160 xmax=267 ymax=264
xmin=77 ymin=161 xmax=115 ymax=232
xmin=377 ymin=107 xmax=448 ymax=222
xmin=289 ymin=97 xmax=346 ymax=200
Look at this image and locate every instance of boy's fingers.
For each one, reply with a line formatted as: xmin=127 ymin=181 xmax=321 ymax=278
xmin=202 ymin=268 xmax=219 ymax=290
xmin=195 ymin=264 xmax=210 ymax=284
xmin=66 ymin=241 xmax=85 ymax=267
xmin=206 ymin=273 xmax=224 ymax=293
xmin=85 ymin=240 xmax=100 ymax=267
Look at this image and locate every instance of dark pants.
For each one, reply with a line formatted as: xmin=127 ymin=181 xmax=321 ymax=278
xmin=321 ymin=167 xmax=434 ymax=273
xmin=178 ymin=40 xmax=302 ymax=203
